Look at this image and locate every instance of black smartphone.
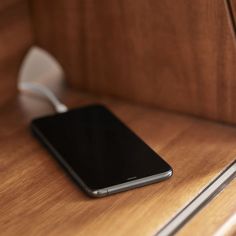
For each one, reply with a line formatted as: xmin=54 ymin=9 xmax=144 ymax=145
xmin=31 ymin=105 xmax=172 ymax=197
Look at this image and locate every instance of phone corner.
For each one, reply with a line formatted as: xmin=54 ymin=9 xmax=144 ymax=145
xmin=166 ymin=168 xmax=173 ymax=178
xmin=87 ymin=188 xmax=108 ymax=198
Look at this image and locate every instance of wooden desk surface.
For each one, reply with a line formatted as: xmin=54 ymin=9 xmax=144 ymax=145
xmin=0 ymin=82 xmax=236 ymax=235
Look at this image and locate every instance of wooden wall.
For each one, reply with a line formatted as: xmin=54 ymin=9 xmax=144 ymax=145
xmin=0 ymin=0 xmax=33 ymax=107
xmin=0 ymin=1 xmax=236 ymax=125
xmin=30 ymin=0 xmax=236 ymax=124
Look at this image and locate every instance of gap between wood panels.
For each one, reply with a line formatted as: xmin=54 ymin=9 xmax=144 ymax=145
xmin=156 ymin=161 xmax=236 ymax=236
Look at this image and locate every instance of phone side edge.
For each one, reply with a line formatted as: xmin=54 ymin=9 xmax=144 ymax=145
xmin=103 ymin=169 xmax=173 ymax=196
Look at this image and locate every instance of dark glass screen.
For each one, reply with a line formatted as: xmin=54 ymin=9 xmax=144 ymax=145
xmin=31 ymin=105 xmax=171 ymax=190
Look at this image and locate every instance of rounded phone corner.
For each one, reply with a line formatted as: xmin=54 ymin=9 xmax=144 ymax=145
xmin=167 ymin=168 xmax=173 ymax=178
xmin=87 ymin=188 xmax=108 ymax=198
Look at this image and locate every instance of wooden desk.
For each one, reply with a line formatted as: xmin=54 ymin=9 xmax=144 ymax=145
xmin=0 ymin=82 xmax=236 ymax=235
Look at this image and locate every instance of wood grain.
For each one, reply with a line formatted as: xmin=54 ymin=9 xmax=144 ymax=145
xmin=230 ymin=0 xmax=236 ymax=20
xmin=0 ymin=0 xmax=33 ymax=107
xmin=0 ymin=79 xmax=236 ymax=236
xmin=31 ymin=0 xmax=236 ymax=124
xmin=178 ymin=179 xmax=236 ymax=236
xmin=0 ymin=0 xmax=25 ymax=11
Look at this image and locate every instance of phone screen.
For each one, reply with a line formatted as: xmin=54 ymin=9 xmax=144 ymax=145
xmin=31 ymin=105 xmax=172 ymax=194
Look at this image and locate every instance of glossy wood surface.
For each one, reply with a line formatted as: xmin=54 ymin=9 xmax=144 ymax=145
xmin=178 ymin=179 xmax=236 ymax=236
xmin=31 ymin=0 xmax=236 ymax=124
xmin=0 ymin=0 xmax=33 ymax=107
xmin=0 ymin=79 xmax=236 ymax=236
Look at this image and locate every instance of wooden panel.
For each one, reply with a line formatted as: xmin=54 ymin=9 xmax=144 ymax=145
xmin=0 ymin=1 xmax=33 ymax=107
xmin=230 ymin=0 xmax=236 ymax=54
xmin=230 ymin=0 xmax=236 ymax=20
xmin=1 ymin=79 xmax=236 ymax=235
xmin=31 ymin=0 xmax=236 ymax=124
xmin=0 ymin=0 xmax=25 ymax=11
xmin=178 ymin=179 xmax=236 ymax=236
